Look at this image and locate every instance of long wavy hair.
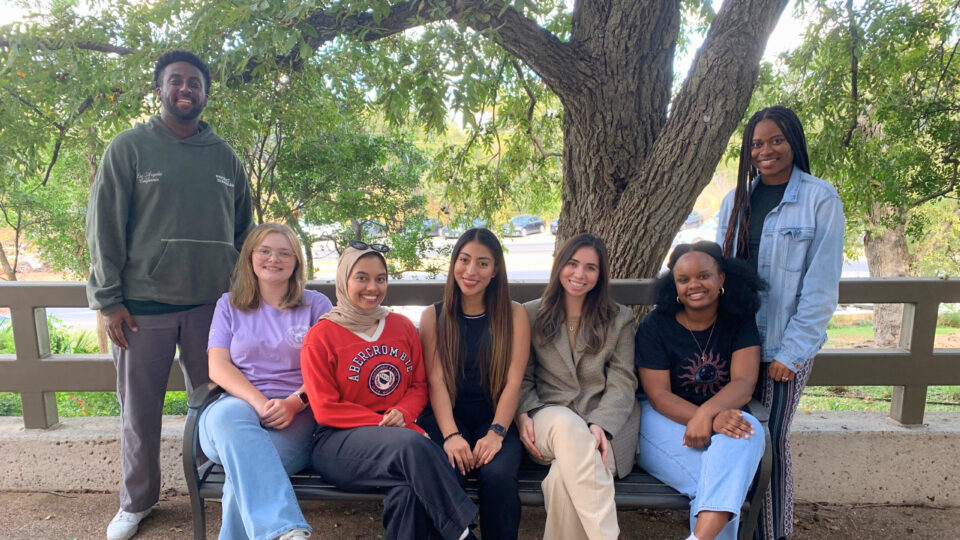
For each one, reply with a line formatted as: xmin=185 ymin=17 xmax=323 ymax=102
xmin=655 ymin=241 xmax=765 ymax=318
xmin=722 ymin=106 xmax=811 ymax=260
xmin=436 ymin=228 xmax=513 ymax=405
xmin=230 ymin=223 xmax=307 ymax=311
xmin=534 ymin=234 xmax=618 ymax=354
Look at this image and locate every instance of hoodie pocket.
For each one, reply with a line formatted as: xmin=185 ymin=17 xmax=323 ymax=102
xmin=148 ymin=239 xmax=238 ymax=301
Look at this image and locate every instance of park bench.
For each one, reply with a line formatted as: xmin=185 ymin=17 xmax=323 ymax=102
xmin=184 ymin=382 xmax=772 ymax=540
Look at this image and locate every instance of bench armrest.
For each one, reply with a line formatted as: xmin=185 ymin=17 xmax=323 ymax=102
xmin=188 ymin=382 xmax=225 ymax=410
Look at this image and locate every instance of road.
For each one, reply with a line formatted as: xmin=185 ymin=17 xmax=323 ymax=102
xmin=30 ymin=228 xmax=870 ymax=331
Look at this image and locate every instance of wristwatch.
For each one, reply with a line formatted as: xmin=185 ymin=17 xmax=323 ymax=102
xmin=488 ymin=423 xmax=507 ymax=437
xmin=293 ymin=390 xmax=309 ymax=409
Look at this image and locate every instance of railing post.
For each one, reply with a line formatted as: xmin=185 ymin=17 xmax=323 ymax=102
xmin=889 ymin=300 xmax=935 ymax=425
xmin=20 ymin=391 xmax=59 ymax=428
xmin=11 ymin=306 xmax=60 ymax=428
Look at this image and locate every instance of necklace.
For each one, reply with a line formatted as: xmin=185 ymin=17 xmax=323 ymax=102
xmin=684 ymin=316 xmax=717 ymax=362
xmin=566 ymin=316 xmax=580 ymax=336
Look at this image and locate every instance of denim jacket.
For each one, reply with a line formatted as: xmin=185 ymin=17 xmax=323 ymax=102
xmin=717 ymin=167 xmax=845 ymax=373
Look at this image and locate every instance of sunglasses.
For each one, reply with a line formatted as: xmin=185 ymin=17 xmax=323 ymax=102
xmin=349 ymin=241 xmax=390 ymax=254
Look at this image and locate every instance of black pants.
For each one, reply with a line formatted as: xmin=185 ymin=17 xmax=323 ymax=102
xmin=311 ymin=425 xmax=478 ymax=540
xmin=419 ymin=410 xmax=523 ymax=540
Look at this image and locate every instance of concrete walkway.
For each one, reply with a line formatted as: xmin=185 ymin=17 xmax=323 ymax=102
xmin=1 ymin=491 xmax=956 ymax=539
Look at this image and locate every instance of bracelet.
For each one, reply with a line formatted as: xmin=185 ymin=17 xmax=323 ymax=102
xmin=443 ymin=431 xmax=462 ymax=443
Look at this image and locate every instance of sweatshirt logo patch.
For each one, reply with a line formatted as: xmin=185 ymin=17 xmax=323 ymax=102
xmin=216 ymin=174 xmax=234 ymax=188
xmin=368 ymin=363 xmax=401 ymax=397
xmin=285 ymin=326 xmax=309 ymax=348
xmin=137 ymin=171 xmax=162 ymax=184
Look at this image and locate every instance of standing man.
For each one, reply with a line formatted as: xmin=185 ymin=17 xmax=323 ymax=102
xmin=86 ymin=49 xmax=253 ymax=540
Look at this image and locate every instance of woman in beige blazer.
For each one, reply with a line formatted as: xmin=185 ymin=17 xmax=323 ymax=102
xmin=517 ymin=234 xmax=640 ymax=540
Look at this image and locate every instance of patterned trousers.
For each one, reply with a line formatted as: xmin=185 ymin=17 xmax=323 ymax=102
xmin=754 ymin=360 xmax=813 ymax=539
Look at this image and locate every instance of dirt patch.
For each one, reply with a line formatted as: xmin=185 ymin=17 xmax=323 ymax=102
xmin=1 ymin=491 xmax=957 ymax=539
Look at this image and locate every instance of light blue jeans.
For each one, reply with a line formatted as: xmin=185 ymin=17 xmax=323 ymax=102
xmin=637 ymin=400 xmax=764 ymax=540
xmin=199 ymin=394 xmax=315 ymax=540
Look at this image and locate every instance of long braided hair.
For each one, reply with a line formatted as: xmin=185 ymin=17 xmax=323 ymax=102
xmin=722 ymin=106 xmax=811 ymax=260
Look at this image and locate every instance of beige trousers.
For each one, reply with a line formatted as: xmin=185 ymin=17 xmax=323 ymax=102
xmin=533 ymin=406 xmax=619 ymax=540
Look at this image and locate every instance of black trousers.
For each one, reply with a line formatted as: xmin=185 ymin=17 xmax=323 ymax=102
xmin=419 ymin=410 xmax=523 ymax=540
xmin=311 ymin=425 xmax=478 ymax=540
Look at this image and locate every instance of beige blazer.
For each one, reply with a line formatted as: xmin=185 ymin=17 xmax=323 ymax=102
xmin=520 ymin=299 xmax=641 ymax=478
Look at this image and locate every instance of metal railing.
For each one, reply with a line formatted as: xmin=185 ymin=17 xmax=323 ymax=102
xmin=1 ymin=278 xmax=958 ymax=428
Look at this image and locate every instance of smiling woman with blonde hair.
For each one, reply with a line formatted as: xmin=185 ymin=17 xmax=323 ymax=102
xmin=199 ymin=222 xmax=332 ymax=540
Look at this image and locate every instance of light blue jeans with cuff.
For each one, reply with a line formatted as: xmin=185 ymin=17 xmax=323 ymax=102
xmin=637 ymin=400 xmax=765 ymax=540
xmin=199 ymin=394 xmax=316 ymax=540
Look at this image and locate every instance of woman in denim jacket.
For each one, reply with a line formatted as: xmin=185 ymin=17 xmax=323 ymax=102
xmin=717 ymin=106 xmax=845 ymax=539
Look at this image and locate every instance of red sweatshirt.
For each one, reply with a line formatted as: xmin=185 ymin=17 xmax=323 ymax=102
xmin=301 ymin=313 xmax=428 ymax=434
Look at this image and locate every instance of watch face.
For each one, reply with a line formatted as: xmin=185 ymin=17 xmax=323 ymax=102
xmin=297 ymin=391 xmax=309 ymax=405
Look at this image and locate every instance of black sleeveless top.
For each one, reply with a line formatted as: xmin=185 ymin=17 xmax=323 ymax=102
xmin=433 ymin=301 xmax=495 ymax=424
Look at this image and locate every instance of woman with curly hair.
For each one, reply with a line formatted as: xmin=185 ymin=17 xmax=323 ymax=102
xmin=635 ymin=241 xmax=766 ymax=540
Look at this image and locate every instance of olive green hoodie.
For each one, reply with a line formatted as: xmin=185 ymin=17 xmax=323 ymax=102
xmin=86 ymin=116 xmax=253 ymax=314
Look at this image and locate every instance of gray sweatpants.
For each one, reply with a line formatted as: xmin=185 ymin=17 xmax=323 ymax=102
xmin=113 ymin=303 xmax=214 ymax=512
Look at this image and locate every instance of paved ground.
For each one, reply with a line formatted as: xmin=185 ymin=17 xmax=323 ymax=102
xmin=2 ymin=491 xmax=956 ymax=539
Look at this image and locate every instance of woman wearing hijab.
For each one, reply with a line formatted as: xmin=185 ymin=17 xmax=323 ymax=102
xmin=301 ymin=243 xmax=478 ymax=540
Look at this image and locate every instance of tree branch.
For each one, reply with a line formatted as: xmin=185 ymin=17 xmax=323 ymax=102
xmin=640 ymin=0 xmax=788 ymax=203
xmin=910 ymin=161 xmax=958 ymax=208
xmin=511 ymin=59 xmax=562 ymax=160
xmin=0 ymin=38 xmax=134 ymax=55
xmin=458 ymin=1 xmax=583 ymax=99
xmin=840 ymin=0 xmax=860 ymax=148
xmin=2 ymin=86 xmax=65 ymax=130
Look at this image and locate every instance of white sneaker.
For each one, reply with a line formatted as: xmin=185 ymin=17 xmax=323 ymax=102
xmin=277 ymin=529 xmax=311 ymax=540
xmin=106 ymin=507 xmax=152 ymax=540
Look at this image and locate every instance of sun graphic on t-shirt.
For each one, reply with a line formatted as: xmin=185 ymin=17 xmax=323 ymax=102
xmin=677 ymin=350 xmax=730 ymax=397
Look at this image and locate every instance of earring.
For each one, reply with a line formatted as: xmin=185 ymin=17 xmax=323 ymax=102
xmin=676 ymin=296 xmax=682 ymax=304
xmin=719 ymin=287 xmax=725 ymax=296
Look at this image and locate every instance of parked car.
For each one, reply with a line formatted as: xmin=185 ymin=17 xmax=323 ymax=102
xmin=680 ymin=211 xmax=704 ymax=231
xmin=441 ymin=218 xmax=489 ymax=239
xmin=550 ymin=218 xmax=559 ymax=235
xmin=502 ymin=214 xmax=546 ymax=237
xmin=422 ymin=218 xmax=442 ymax=237
xmin=672 ymin=214 xmax=718 ymax=247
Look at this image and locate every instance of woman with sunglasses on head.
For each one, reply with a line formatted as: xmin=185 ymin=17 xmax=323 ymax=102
xmin=302 ymin=242 xmax=478 ymax=540
xmin=198 ymin=223 xmax=332 ymax=540
xmin=418 ymin=227 xmax=530 ymax=540
xmin=636 ymin=241 xmax=766 ymax=540
xmin=517 ymin=234 xmax=639 ymax=540
xmin=717 ymin=106 xmax=844 ymax=539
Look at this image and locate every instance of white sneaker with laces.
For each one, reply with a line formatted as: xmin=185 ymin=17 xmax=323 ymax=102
xmin=277 ymin=529 xmax=311 ymax=540
xmin=106 ymin=507 xmax=152 ymax=540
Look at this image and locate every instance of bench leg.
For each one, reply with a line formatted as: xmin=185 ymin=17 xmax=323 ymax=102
xmin=190 ymin=494 xmax=206 ymax=540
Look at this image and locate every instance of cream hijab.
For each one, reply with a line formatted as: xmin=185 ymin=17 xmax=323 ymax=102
xmin=319 ymin=246 xmax=390 ymax=332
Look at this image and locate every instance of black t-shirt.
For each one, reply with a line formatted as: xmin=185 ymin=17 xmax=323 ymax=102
xmin=747 ymin=180 xmax=788 ymax=271
xmin=634 ymin=309 xmax=761 ymax=405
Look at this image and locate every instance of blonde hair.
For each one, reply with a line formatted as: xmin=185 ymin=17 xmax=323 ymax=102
xmin=230 ymin=223 xmax=307 ymax=311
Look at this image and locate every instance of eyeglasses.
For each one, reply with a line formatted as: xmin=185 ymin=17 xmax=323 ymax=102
xmin=253 ymin=247 xmax=296 ymax=261
xmin=349 ymin=241 xmax=390 ymax=254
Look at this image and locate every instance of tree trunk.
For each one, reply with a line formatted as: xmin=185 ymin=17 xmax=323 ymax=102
xmin=0 ymin=245 xmax=16 ymax=281
xmin=863 ymin=203 xmax=911 ymax=347
xmin=550 ymin=0 xmax=789 ymax=278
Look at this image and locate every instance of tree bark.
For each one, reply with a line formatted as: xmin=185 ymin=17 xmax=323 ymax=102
xmin=0 ymin=245 xmax=16 ymax=281
xmin=863 ymin=203 xmax=911 ymax=347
